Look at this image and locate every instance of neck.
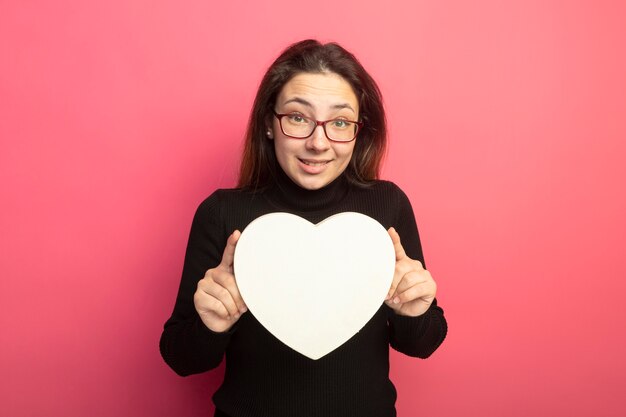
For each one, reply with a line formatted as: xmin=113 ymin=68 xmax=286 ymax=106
xmin=266 ymin=167 xmax=350 ymax=212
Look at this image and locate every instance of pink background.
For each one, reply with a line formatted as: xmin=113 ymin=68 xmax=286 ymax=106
xmin=2 ymin=1 xmax=625 ymax=416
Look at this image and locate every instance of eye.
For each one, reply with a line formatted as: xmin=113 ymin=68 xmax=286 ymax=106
xmin=287 ymin=113 xmax=309 ymax=124
xmin=331 ymin=119 xmax=350 ymax=129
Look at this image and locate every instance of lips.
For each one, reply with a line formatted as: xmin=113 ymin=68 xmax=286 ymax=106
xmin=298 ymin=158 xmax=332 ymax=174
xmin=299 ymin=158 xmax=331 ymax=167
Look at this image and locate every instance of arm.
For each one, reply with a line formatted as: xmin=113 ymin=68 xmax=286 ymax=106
xmin=386 ymin=186 xmax=448 ymax=358
xmin=159 ymin=194 xmax=236 ymax=376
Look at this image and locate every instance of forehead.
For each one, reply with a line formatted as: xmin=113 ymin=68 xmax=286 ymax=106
xmin=277 ymin=72 xmax=359 ymax=110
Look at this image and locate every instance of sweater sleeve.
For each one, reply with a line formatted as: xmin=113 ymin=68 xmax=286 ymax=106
xmin=159 ymin=193 xmax=234 ymax=376
xmin=387 ymin=185 xmax=448 ymax=358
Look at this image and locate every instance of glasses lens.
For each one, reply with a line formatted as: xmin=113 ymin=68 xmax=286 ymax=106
xmin=279 ymin=113 xmax=359 ymax=141
xmin=281 ymin=114 xmax=315 ymax=138
xmin=326 ymin=119 xmax=358 ymax=142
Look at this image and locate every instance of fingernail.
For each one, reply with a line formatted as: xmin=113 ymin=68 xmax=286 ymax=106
xmin=240 ymin=306 xmax=248 ymax=313
xmin=234 ymin=313 xmax=240 ymax=319
xmin=393 ymin=297 xmax=400 ymax=304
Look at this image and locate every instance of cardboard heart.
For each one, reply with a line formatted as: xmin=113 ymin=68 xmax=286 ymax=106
xmin=234 ymin=212 xmax=395 ymax=360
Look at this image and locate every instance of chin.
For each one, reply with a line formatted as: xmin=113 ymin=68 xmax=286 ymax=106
xmin=293 ymin=175 xmax=331 ymax=190
xmin=298 ymin=180 xmax=328 ymax=190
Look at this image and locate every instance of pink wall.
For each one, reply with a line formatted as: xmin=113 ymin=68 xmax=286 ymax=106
xmin=2 ymin=1 xmax=625 ymax=416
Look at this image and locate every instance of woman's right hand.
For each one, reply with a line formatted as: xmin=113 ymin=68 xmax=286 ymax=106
xmin=194 ymin=230 xmax=248 ymax=333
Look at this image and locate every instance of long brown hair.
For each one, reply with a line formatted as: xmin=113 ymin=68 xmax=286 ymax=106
xmin=237 ymin=40 xmax=387 ymax=189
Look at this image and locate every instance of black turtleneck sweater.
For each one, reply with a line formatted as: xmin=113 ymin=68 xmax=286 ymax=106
xmin=159 ymin=170 xmax=447 ymax=417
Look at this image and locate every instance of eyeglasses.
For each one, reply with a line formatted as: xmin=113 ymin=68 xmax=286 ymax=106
xmin=273 ymin=110 xmax=363 ymax=143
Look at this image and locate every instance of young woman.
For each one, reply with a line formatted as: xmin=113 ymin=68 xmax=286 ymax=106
xmin=160 ymin=39 xmax=448 ymax=417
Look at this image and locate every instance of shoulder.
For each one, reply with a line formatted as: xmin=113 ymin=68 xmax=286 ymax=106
xmin=194 ymin=187 xmax=254 ymax=220
xmin=355 ymin=178 xmax=404 ymax=192
xmin=199 ymin=187 xmax=258 ymax=206
xmin=343 ymin=179 xmax=416 ymax=228
xmin=352 ymin=179 xmax=411 ymax=205
xmin=192 ymin=185 xmax=275 ymax=235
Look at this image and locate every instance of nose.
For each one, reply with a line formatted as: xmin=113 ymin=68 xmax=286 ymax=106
xmin=305 ymin=124 xmax=331 ymax=152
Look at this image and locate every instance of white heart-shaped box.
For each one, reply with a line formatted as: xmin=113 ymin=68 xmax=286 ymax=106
xmin=234 ymin=212 xmax=395 ymax=360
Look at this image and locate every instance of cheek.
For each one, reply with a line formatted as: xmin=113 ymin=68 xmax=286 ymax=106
xmin=337 ymin=143 xmax=356 ymax=163
xmin=273 ymin=138 xmax=294 ymax=166
xmin=273 ymin=140 xmax=285 ymax=162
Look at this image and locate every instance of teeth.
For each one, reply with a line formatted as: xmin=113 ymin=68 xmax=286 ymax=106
xmin=302 ymin=160 xmax=327 ymax=167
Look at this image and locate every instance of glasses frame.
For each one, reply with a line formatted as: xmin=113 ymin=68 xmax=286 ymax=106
xmin=272 ymin=110 xmax=363 ymax=143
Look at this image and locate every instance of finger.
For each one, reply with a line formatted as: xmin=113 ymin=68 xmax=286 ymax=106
xmin=212 ymin=270 xmax=248 ymax=313
xmin=386 ymin=263 xmax=407 ymax=300
xmin=386 ymin=257 xmax=415 ymax=300
xmin=386 ymin=263 xmax=429 ymax=301
xmin=388 ymin=227 xmax=407 ymax=261
xmin=207 ymin=296 xmax=231 ymax=319
xmin=391 ymin=269 xmax=435 ymax=304
xmin=386 ymin=274 xmax=401 ymax=301
xmin=198 ymin=279 xmax=241 ymax=319
xmin=219 ymin=230 xmax=241 ymax=270
xmin=391 ymin=280 xmax=433 ymax=305
xmin=195 ymin=285 xmax=230 ymax=319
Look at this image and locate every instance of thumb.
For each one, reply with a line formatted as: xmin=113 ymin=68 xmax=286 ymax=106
xmin=220 ymin=230 xmax=241 ymax=269
xmin=388 ymin=227 xmax=406 ymax=261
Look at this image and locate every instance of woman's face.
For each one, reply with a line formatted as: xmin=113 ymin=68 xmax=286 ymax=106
xmin=270 ymin=72 xmax=359 ymax=190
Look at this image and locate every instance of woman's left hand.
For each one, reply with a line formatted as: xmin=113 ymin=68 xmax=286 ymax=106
xmin=385 ymin=227 xmax=437 ymax=317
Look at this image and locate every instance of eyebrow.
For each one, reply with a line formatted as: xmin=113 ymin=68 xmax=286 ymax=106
xmin=282 ymin=97 xmax=356 ymax=115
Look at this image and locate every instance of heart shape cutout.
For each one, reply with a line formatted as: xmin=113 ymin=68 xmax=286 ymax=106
xmin=234 ymin=212 xmax=395 ymax=360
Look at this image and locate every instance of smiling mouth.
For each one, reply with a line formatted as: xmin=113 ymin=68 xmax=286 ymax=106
xmin=299 ymin=159 xmax=331 ymax=167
